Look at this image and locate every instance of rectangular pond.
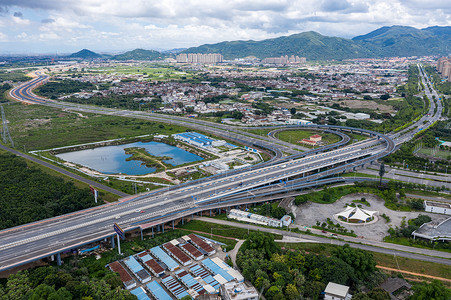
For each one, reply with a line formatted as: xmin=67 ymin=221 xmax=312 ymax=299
xmin=55 ymin=141 xmax=203 ymax=175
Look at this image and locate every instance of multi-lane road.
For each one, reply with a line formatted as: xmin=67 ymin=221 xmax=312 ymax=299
xmin=0 ymin=65 xmax=444 ymax=272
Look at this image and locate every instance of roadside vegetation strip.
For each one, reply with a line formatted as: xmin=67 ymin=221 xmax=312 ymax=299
xmin=177 ymin=219 xmax=283 ymax=240
xmin=281 ymin=242 xmax=451 ymax=281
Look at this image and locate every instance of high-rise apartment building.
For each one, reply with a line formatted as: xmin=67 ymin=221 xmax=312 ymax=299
xmin=437 ymin=57 xmax=451 ymax=82
xmin=262 ymin=55 xmax=306 ymax=64
xmin=176 ymin=53 xmax=223 ymax=64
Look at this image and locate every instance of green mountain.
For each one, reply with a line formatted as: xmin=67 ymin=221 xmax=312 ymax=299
xmin=183 ymin=26 xmax=451 ymax=60
xmin=184 ymin=31 xmax=373 ymax=60
xmin=112 ymin=49 xmax=163 ymax=60
xmin=353 ymin=25 xmax=451 ymax=57
xmin=68 ymin=49 xmax=102 ymax=59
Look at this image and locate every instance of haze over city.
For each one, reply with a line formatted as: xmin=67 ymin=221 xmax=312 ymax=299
xmin=0 ymin=0 xmax=451 ymax=54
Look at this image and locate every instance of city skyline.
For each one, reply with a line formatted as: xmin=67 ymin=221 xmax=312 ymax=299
xmin=0 ymin=0 xmax=450 ymax=54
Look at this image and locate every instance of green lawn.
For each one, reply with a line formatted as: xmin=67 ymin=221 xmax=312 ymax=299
xmin=276 ymin=130 xmax=341 ymax=146
xmin=417 ymin=147 xmax=451 ymax=160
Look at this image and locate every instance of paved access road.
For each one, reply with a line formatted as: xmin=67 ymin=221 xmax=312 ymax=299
xmin=195 ymin=217 xmax=451 ymax=266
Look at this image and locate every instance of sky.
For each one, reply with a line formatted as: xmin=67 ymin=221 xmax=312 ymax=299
xmin=0 ymin=0 xmax=450 ymax=55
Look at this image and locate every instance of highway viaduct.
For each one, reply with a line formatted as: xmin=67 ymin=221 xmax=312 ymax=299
xmin=0 ymin=65 xmax=444 ymax=272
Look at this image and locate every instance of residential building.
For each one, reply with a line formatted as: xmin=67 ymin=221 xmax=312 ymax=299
xmin=221 ymin=281 xmax=259 ymax=300
xmin=324 ymin=282 xmax=352 ymax=300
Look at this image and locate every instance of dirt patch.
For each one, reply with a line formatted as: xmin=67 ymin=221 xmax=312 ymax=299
xmin=23 ymin=118 xmax=51 ymax=128
xmin=339 ymin=100 xmax=394 ymax=113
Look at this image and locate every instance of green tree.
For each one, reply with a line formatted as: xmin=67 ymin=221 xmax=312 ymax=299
xmin=285 ymin=283 xmax=300 ymax=300
xmin=290 ymin=107 xmax=297 ymax=115
xmin=410 ymin=280 xmax=451 ymax=300
xmin=379 ymin=163 xmax=385 ymax=186
xmin=332 ymin=244 xmax=376 ymax=282
xmin=240 ymin=231 xmax=280 ymax=259
xmin=3 ymin=271 xmax=32 ymax=300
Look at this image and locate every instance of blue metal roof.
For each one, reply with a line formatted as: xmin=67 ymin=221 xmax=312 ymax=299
xmin=189 ymin=264 xmax=220 ymax=290
xmin=175 ymin=269 xmax=205 ymax=294
xmin=146 ymin=281 xmax=172 ymax=300
xmin=150 ymin=246 xmax=179 ymax=271
xmin=130 ymin=287 xmax=151 ymax=300
xmin=202 ymin=258 xmax=234 ymax=282
xmin=161 ymin=275 xmax=189 ymax=299
xmin=124 ymin=256 xmax=144 ymax=273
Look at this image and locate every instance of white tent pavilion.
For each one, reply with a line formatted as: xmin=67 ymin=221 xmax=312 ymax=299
xmin=335 ymin=206 xmax=378 ymax=223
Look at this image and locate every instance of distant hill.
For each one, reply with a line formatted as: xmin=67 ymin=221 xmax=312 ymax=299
xmin=68 ymin=49 xmax=102 ymax=59
xmin=184 ymin=31 xmax=373 ymax=60
xmin=183 ymin=26 xmax=451 ymax=60
xmin=353 ymin=25 xmax=451 ymax=57
xmin=112 ymin=49 xmax=163 ymax=60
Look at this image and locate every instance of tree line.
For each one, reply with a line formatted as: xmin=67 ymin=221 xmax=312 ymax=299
xmin=0 ymin=152 xmax=99 ymax=230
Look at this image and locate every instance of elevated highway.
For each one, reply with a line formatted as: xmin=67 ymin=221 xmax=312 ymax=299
xmin=0 ymin=65 xmax=440 ymax=272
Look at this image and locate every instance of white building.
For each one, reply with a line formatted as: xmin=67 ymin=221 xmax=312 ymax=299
xmin=228 ymin=209 xmax=282 ymax=227
xmin=221 ymin=281 xmax=259 ymax=300
xmin=324 ymin=282 xmax=352 ymax=300
xmin=424 ymin=201 xmax=451 ymax=215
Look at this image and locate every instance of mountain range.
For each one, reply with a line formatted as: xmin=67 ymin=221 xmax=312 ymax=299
xmin=69 ymin=25 xmax=451 ymax=61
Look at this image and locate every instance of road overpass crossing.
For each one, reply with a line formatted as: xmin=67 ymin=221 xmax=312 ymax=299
xmin=0 ymin=65 xmax=443 ymax=272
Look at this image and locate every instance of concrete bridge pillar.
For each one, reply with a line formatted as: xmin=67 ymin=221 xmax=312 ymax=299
xmin=111 ymin=236 xmax=115 ymax=249
xmin=191 ymin=213 xmax=194 ymax=219
xmin=140 ymin=228 xmax=143 ymax=240
xmin=182 ymin=217 xmax=184 ymax=225
xmin=353 ymin=167 xmax=356 ymax=171
xmin=151 ymin=226 xmax=154 ymax=238
xmin=172 ymin=220 xmax=175 ymax=230
xmin=370 ymin=161 xmax=374 ymax=165
xmin=56 ymin=253 xmax=62 ymax=266
xmin=210 ymin=209 xmax=212 ymax=216
xmin=162 ymin=224 xmax=165 ymax=233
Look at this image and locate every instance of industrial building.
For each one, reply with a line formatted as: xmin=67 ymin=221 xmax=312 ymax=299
xmin=107 ymin=234 xmax=251 ymax=299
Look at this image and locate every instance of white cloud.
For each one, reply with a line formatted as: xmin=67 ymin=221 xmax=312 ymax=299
xmin=0 ymin=32 xmax=8 ymax=41
xmin=0 ymin=0 xmax=449 ymax=52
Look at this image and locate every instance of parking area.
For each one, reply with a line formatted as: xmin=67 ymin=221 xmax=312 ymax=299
xmin=294 ymin=193 xmax=448 ymax=241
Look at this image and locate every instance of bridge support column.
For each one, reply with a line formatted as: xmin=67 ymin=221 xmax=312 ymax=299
xmin=353 ymin=167 xmax=356 ymax=171
xmin=182 ymin=217 xmax=184 ymax=225
xmin=172 ymin=220 xmax=174 ymax=230
xmin=191 ymin=214 xmax=194 ymax=220
xmin=370 ymin=161 xmax=374 ymax=165
xmin=162 ymin=224 xmax=165 ymax=233
xmin=200 ymin=211 xmax=202 ymax=216
xmin=111 ymin=236 xmax=115 ymax=249
xmin=151 ymin=227 xmax=154 ymax=237
xmin=56 ymin=253 xmax=62 ymax=266
xmin=140 ymin=228 xmax=143 ymax=241
xmin=210 ymin=209 xmax=212 ymax=216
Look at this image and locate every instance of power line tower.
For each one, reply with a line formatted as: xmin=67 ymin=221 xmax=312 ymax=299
xmin=1 ymin=105 xmax=14 ymax=147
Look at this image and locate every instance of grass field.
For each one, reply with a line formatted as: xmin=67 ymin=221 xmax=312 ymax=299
xmin=87 ymin=65 xmax=192 ymax=81
xmin=177 ymin=219 xmax=283 ymax=240
xmin=276 ymin=130 xmax=341 ymax=146
xmin=417 ymin=147 xmax=451 ymax=160
xmin=281 ymin=243 xmax=451 ymax=283
xmin=2 ymin=103 xmax=191 ymax=150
